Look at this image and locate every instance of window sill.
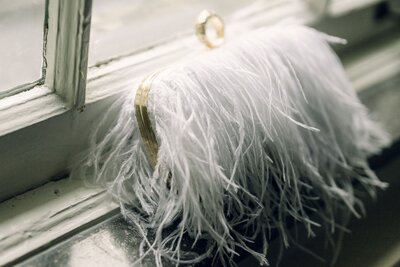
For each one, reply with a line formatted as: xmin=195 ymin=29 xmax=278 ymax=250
xmin=0 ymin=86 xmax=67 ymax=136
xmin=0 ymin=179 xmax=118 ymax=266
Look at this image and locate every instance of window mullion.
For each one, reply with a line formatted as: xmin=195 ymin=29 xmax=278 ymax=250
xmin=44 ymin=0 xmax=92 ymax=110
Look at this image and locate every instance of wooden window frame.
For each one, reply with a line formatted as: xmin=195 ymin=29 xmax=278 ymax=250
xmin=0 ymin=0 xmax=92 ymax=201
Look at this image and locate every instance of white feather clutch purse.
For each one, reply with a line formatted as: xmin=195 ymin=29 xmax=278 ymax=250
xmin=73 ymin=24 xmax=389 ymax=266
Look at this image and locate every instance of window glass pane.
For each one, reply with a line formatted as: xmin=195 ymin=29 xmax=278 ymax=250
xmin=0 ymin=0 xmax=45 ymax=94
xmin=89 ymin=0 xmax=254 ymax=66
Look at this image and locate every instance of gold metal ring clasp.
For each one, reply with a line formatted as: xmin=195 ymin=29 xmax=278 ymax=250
xmin=195 ymin=10 xmax=225 ymax=49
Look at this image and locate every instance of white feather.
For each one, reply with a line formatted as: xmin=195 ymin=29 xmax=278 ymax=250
xmin=72 ymin=25 xmax=389 ymax=266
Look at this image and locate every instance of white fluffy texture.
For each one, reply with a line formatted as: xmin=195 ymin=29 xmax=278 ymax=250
xmin=73 ymin=25 xmax=389 ymax=266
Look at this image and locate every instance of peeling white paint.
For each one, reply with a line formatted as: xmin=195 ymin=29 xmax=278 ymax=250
xmin=0 ymin=178 xmax=118 ymax=266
